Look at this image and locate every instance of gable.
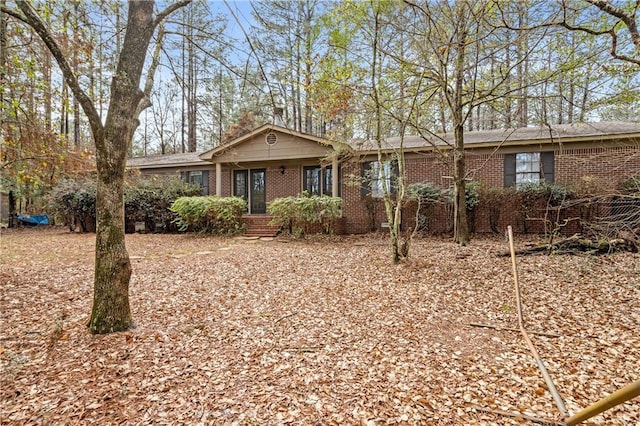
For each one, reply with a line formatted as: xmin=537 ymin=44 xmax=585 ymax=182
xmin=210 ymin=129 xmax=333 ymax=163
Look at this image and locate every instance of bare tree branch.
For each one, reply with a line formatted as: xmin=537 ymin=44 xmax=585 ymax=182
xmin=135 ymin=23 xmax=165 ymax=121
xmin=0 ymin=4 xmax=27 ymax=24
xmin=496 ymin=0 xmax=640 ymax=66
xmin=14 ymin=1 xmax=104 ymax=140
xmin=154 ymin=0 xmax=192 ymax=28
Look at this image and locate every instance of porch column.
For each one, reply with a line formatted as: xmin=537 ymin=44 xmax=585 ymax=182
xmin=215 ymin=162 xmax=222 ymax=196
xmin=332 ymin=157 xmax=339 ymax=197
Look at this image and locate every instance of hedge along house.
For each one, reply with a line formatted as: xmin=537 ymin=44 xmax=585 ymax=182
xmin=342 ymin=121 xmax=640 ymax=234
xmin=126 ymin=121 xmax=640 ymax=236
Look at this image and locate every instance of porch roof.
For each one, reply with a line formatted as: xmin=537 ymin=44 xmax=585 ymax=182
xmin=199 ymin=123 xmax=340 ymax=163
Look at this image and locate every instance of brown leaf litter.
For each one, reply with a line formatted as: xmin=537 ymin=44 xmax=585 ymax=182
xmin=1 ymin=228 xmax=638 ymax=425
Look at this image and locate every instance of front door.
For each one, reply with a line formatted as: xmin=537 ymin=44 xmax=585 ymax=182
xmin=250 ymin=169 xmax=266 ymax=214
xmin=233 ymin=170 xmax=248 ymax=211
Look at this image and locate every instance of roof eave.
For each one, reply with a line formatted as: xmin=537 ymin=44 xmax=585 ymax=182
xmin=127 ymin=161 xmax=208 ymax=169
xmin=352 ymin=131 xmax=640 ymax=155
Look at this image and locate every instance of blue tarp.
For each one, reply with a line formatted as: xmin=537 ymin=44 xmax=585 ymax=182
xmin=17 ymin=214 xmax=49 ymax=225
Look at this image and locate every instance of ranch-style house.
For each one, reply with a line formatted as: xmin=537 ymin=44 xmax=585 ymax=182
xmin=126 ymin=121 xmax=640 ymax=235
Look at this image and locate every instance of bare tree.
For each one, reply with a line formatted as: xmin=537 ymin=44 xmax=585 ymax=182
xmin=559 ymin=0 xmax=640 ymax=66
xmin=3 ymin=0 xmax=191 ymax=333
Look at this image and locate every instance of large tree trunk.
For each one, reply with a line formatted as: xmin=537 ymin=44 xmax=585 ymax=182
xmin=14 ymin=0 xmax=190 ymax=334
xmin=88 ymin=1 xmax=156 ymax=333
xmin=451 ymin=5 xmax=470 ymax=246
xmin=90 ymin=167 xmax=132 ymax=332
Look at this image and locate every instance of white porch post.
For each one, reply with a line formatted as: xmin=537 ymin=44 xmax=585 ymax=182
xmin=215 ymin=162 xmax=222 ymax=196
xmin=332 ymin=157 xmax=339 ymax=197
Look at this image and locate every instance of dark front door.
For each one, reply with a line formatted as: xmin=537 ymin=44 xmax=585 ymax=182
xmin=233 ymin=170 xmax=249 ymax=211
xmin=250 ymin=169 xmax=266 ymax=214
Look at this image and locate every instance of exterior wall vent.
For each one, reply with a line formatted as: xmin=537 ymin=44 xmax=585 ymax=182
xmin=265 ymin=132 xmax=278 ymax=146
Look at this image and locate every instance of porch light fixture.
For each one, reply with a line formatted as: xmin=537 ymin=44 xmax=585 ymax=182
xmin=279 ymin=165 xmax=286 ymax=175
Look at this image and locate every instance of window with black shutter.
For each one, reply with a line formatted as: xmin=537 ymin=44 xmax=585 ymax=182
xmin=504 ymin=152 xmax=554 ymax=187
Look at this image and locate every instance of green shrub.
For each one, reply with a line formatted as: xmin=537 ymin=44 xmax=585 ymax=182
xmin=464 ymin=181 xmax=480 ymax=211
xmin=48 ymin=175 xmax=201 ymax=233
xmin=437 ymin=181 xmax=480 ymax=211
xmin=407 ymin=182 xmax=444 ymax=205
xmin=267 ymin=193 xmax=342 ymax=237
xmin=516 ymin=182 xmax=572 ymax=206
xmin=48 ymin=178 xmax=97 ymax=232
xmin=406 ymin=182 xmax=445 ymax=232
xmin=620 ymin=174 xmax=640 ymax=194
xmin=478 ymin=185 xmax=512 ymax=233
xmin=125 ymin=176 xmax=202 ymax=232
xmin=170 ymin=196 xmax=246 ymax=234
xmin=513 ymin=182 xmax=574 ymax=234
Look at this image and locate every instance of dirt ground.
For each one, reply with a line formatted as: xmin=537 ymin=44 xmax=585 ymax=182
xmin=1 ymin=227 xmax=638 ymax=425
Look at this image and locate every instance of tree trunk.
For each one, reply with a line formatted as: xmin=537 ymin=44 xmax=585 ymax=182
xmin=453 ymin=123 xmax=469 ymax=245
xmin=88 ymin=1 xmax=157 ymax=333
xmin=90 ymin=166 xmax=132 ymax=332
xmin=451 ymin=3 xmax=470 ymax=246
xmin=14 ymin=0 xmax=190 ymax=334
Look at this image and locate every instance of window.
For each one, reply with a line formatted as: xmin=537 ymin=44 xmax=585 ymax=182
xmin=182 ymin=170 xmax=209 ymax=195
xmin=361 ymin=160 xmax=397 ymax=198
xmin=303 ymin=165 xmax=340 ymax=196
xmin=234 ymin=170 xmax=248 ymax=201
xmin=303 ymin=166 xmax=321 ymax=196
xmin=504 ymin=152 xmax=554 ymax=187
xmin=324 ymin=166 xmax=335 ymax=196
xmin=189 ymin=171 xmax=203 ymax=187
xmin=516 ymin=153 xmax=540 ymax=185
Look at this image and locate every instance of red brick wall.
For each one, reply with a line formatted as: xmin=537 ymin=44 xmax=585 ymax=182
xmin=555 ymin=146 xmax=640 ymax=190
xmin=267 ymin=166 xmax=301 ymax=202
xmin=342 ymin=145 xmax=640 ymax=235
xmin=153 ymin=145 xmax=638 ymax=235
xmin=212 ymin=164 xmax=302 ymax=202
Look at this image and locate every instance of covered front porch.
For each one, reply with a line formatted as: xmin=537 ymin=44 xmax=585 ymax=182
xmin=210 ymin=157 xmax=341 ymax=214
xmin=199 ymin=123 xmax=343 ymax=215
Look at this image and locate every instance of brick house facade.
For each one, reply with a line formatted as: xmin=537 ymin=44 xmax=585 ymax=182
xmin=127 ymin=122 xmax=640 ymax=235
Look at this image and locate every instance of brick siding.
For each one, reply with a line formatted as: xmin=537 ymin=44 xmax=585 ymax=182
xmin=144 ymin=143 xmax=639 ymax=235
xmin=342 ymin=145 xmax=640 ymax=235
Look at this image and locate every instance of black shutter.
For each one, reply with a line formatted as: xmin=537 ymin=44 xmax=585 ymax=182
xmin=504 ymin=154 xmax=516 ymax=188
xmin=541 ymin=151 xmax=554 ymax=184
xmin=360 ymin=162 xmax=371 ymax=198
xmin=201 ymin=170 xmax=209 ymax=195
xmin=180 ymin=171 xmax=187 ymax=182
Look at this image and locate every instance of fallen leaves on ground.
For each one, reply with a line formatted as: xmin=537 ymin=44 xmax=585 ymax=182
xmin=1 ymin=228 xmax=638 ymax=425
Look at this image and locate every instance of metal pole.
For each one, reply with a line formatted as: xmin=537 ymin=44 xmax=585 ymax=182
xmin=508 ymin=226 xmax=568 ymax=419
xmin=565 ymin=380 xmax=640 ymax=425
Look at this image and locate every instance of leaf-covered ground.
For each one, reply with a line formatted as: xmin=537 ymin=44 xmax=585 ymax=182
xmin=1 ymin=228 xmax=638 ymax=425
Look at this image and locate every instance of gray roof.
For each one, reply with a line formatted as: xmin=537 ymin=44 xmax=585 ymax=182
xmin=349 ymin=121 xmax=640 ymax=152
xmin=127 ymin=152 xmax=208 ymax=169
xmin=126 ymin=122 xmax=640 ymax=169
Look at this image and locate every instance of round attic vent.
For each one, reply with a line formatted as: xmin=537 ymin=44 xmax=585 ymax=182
xmin=265 ymin=132 xmax=278 ymax=146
